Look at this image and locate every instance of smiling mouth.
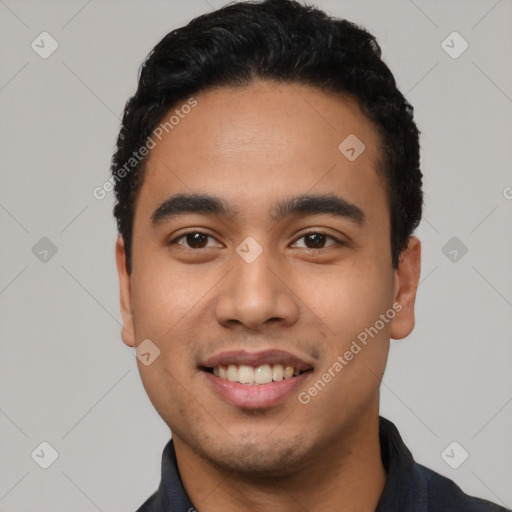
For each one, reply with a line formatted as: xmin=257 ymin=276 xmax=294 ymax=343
xmin=203 ymin=364 xmax=310 ymax=385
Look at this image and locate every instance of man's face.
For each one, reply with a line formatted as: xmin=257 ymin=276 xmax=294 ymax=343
xmin=116 ymin=80 xmax=418 ymax=475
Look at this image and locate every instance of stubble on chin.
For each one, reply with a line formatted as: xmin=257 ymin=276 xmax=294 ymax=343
xmin=178 ymin=425 xmax=316 ymax=483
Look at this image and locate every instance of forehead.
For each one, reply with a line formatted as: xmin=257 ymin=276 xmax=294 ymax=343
xmin=136 ymin=80 xmax=387 ymax=226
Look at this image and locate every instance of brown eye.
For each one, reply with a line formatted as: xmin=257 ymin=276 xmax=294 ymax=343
xmin=293 ymin=232 xmax=341 ymax=250
xmin=304 ymin=233 xmax=327 ymax=248
xmin=170 ymin=232 xmax=219 ymax=249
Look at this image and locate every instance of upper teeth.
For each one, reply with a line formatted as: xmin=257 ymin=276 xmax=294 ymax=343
xmin=213 ymin=364 xmax=300 ymax=385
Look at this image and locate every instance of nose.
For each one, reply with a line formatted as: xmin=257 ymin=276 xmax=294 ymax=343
xmin=212 ymin=246 xmax=300 ymax=332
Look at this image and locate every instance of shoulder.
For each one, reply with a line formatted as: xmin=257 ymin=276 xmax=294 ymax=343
xmin=418 ymin=463 xmax=510 ymax=512
xmin=134 ymin=490 xmax=160 ymax=512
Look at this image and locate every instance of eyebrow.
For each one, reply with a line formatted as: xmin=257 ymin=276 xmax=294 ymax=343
xmin=151 ymin=192 xmax=365 ymax=226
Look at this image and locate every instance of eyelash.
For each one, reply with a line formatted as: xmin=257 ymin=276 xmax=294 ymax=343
xmin=167 ymin=230 xmax=345 ymax=250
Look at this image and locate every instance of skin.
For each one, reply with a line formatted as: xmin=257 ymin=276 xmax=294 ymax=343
xmin=116 ymin=80 xmax=421 ymax=512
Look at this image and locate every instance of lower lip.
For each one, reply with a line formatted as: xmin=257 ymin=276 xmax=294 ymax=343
xmin=203 ymin=371 xmax=310 ymax=409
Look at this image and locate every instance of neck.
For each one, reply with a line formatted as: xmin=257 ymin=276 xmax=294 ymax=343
xmin=174 ymin=408 xmax=386 ymax=512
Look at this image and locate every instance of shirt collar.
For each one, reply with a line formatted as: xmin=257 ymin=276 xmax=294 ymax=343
xmin=375 ymin=415 xmax=428 ymax=511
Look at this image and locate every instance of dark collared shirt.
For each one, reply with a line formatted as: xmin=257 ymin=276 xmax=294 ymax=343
xmin=136 ymin=416 xmax=509 ymax=511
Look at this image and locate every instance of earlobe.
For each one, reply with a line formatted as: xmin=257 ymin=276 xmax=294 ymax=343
xmin=390 ymin=236 xmax=421 ymax=340
xmin=115 ymin=237 xmax=136 ymax=347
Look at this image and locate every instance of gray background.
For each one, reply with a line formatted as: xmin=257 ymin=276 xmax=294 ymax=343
xmin=1 ymin=0 xmax=511 ymax=510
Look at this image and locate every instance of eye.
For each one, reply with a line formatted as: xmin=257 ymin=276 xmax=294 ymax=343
xmin=292 ymin=232 xmax=344 ymax=250
xmin=169 ymin=231 xmax=222 ymax=249
xmin=168 ymin=230 xmax=344 ymax=251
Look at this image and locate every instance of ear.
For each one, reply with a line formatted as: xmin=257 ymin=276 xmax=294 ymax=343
xmin=115 ymin=236 xmax=136 ymax=347
xmin=390 ymin=236 xmax=421 ymax=340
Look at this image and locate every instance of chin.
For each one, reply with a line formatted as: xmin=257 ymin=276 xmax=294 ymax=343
xmin=195 ymin=436 xmax=313 ymax=479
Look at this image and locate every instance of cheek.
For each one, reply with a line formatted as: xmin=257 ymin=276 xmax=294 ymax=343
xmin=130 ymin=270 xmax=199 ymax=422
xmin=130 ymin=259 xmax=204 ymax=341
xmin=302 ymin=260 xmax=393 ymax=338
xmin=309 ymin=264 xmax=392 ymax=409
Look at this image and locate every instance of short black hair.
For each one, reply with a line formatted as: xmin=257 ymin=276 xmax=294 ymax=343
xmin=111 ymin=0 xmax=422 ymax=273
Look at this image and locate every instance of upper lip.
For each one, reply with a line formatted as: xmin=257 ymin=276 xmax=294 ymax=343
xmin=201 ymin=349 xmax=314 ymax=372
